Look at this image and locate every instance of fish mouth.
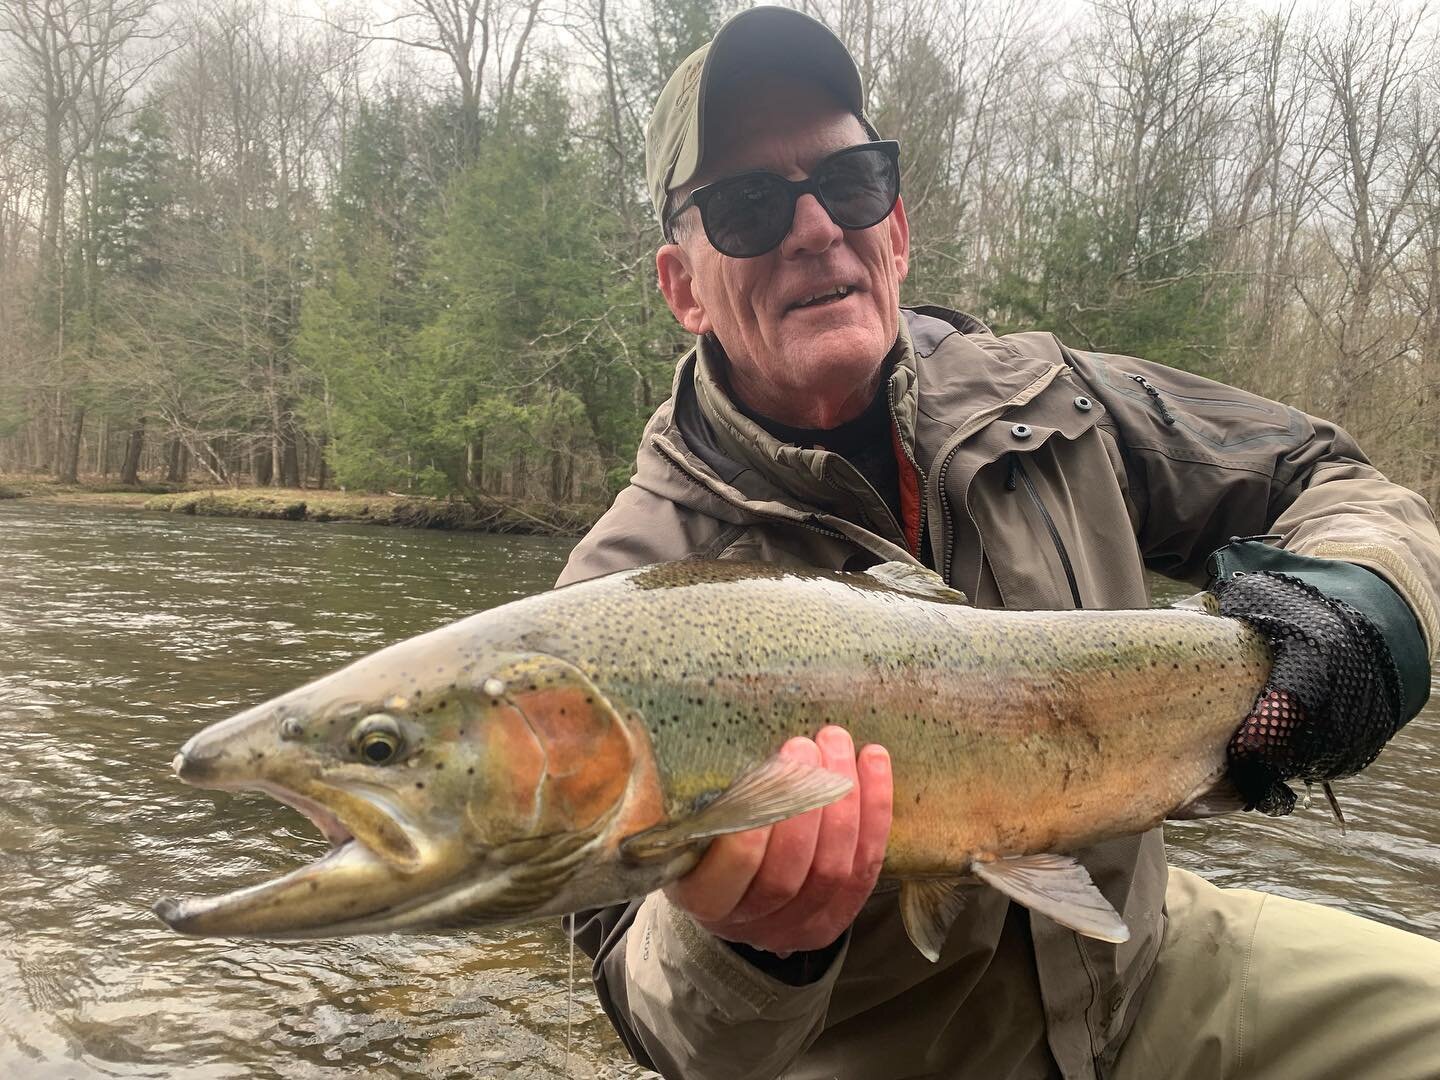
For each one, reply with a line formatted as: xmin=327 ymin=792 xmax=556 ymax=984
xmin=249 ymin=780 xmax=357 ymax=847
xmin=153 ymin=776 xmax=446 ymax=939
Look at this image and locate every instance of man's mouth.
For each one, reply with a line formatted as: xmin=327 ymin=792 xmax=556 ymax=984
xmin=790 ymin=284 xmax=854 ymax=311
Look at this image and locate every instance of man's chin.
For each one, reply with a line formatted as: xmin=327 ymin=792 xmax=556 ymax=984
xmin=771 ymin=336 xmax=892 ymax=420
xmin=776 ymin=321 xmax=892 ymax=371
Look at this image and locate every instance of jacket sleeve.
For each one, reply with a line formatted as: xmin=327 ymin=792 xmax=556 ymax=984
xmin=556 ymin=482 xmax=746 ymax=587
xmin=1061 ymin=346 xmax=1440 ymax=659
xmin=573 ymin=893 xmax=846 ymax=1080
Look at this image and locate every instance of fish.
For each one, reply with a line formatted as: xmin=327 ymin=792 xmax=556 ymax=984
xmin=153 ymin=560 xmax=1271 ymax=960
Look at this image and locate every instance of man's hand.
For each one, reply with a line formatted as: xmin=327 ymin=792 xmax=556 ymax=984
xmin=664 ymin=726 xmax=892 ymax=956
xmin=1213 ymin=569 xmax=1407 ymax=815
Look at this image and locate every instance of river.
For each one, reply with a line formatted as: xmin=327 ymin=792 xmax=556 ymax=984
xmin=1 ymin=500 xmax=1436 ymax=1078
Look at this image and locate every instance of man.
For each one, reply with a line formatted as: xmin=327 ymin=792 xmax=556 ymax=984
xmin=558 ymin=8 xmax=1440 ymax=1079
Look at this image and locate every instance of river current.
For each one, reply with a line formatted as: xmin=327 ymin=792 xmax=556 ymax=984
xmin=0 ymin=500 xmax=1436 ymax=1078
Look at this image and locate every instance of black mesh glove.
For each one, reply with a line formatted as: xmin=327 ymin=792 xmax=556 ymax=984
xmin=1208 ymin=540 xmax=1429 ymax=816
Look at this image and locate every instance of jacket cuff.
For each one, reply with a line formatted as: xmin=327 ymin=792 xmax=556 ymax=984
xmin=725 ymin=934 xmax=847 ymax=986
xmin=1207 ymin=539 xmax=1431 ymax=719
xmin=629 ymin=891 xmax=847 ymax=1024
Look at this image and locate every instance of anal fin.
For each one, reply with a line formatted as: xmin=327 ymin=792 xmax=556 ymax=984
xmin=972 ymin=853 xmax=1129 ymax=944
xmin=620 ymin=757 xmax=853 ymax=863
xmin=899 ymin=879 xmax=970 ymax=962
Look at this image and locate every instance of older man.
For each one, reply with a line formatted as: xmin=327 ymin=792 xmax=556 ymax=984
xmin=559 ymin=8 xmax=1440 ymax=1079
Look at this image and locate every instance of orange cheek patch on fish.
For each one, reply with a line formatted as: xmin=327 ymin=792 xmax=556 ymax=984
xmin=472 ymin=702 xmax=549 ymax=838
xmin=484 ymin=655 xmax=641 ymax=837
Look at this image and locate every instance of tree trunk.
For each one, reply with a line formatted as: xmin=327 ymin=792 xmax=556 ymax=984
xmin=255 ymin=443 xmax=273 ymax=485
xmin=511 ymin=453 xmax=527 ymax=498
xmin=166 ymin=438 xmax=184 ymax=483
xmin=58 ymin=405 xmax=85 ymax=482
xmin=279 ymin=425 xmax=300 ymax=487
xmin=120 ymin=420 xmax=145 ymax=485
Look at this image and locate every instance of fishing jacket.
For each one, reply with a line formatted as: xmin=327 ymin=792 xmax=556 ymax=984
xmin=557 ymin=306 xmax=1440 ymax=1080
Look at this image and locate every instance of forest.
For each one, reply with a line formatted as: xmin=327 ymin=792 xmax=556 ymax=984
xmin=0 ymin=0 xmax=1437 ymax=515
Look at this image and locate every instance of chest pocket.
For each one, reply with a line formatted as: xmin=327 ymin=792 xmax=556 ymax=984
xmin=947 ymin=387 xmax=1149 ymax=610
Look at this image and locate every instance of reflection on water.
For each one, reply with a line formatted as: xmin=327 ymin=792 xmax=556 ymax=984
xmin=0 ymin=501 xmax=1436 ymax=1078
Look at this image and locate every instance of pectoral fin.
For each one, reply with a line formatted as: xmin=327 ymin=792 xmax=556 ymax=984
xmin=972 ymin=853 xmax=1129 ymax=944
xmin=900 ymin=879 xmax=970 ymax=962
xmin=863 ymin=561 xmax=970 ymax=604
xmin=620 ymin=758 xmax=854 ymax=863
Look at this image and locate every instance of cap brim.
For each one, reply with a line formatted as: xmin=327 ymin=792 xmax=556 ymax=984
xmin=671 ymin=8 xmax=864 ymax=197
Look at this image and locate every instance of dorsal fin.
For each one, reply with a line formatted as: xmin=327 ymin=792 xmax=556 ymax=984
xmin=863 ymin=561 xmax=970 ymax=604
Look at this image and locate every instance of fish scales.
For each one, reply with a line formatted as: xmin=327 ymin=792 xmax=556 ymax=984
xmin=518 ymin=562 xmax=1269 ymax=870
xmin=154 ymin=560 xmax=1272 ymax=952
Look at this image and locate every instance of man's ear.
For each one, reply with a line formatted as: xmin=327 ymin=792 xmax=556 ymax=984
xmin=656 ymin=243 xmax=711 ymax=335
xmin=890 ymin=195 xmax=911 ymax=282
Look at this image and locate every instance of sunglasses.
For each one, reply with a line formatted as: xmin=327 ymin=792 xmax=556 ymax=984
xmin=665 ymin=140 xmax=901 ymax=258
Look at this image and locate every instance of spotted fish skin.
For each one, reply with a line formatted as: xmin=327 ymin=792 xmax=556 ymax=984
xmin=154 ymin=560 xmax=1271 ymax=942
xmin=536 ymin=561 xmax=1270 ymax=868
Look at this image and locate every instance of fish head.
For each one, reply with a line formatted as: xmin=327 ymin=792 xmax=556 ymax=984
xmin=155 ymin=628 xmax=667 ymax=939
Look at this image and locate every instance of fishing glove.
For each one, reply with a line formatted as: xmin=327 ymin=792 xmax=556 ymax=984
xmin=1207 ymin=539 xmax=1430 ymax=816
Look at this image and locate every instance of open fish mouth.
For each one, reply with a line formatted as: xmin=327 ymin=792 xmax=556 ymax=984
xmin=152 ymin=775 xmax=431 ymax=939
xmin=247 ymin=779 xmax=357 ymax=848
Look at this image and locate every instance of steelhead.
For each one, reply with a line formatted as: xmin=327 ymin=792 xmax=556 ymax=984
xmin=154 ymin=560 xmax=1271 ymax=958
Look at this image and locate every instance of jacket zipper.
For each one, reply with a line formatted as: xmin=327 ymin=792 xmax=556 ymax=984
xmin=937 ymin=443 xmax=964 ymax=582
xmin=1014 ymin=453 xmax=1083 ymax=608
xmin=1125 ymin=373 xmax=1176 ymax=425
xmin=929 ymin=365 xmax=1069 ymax=585
xmin=886 ymin=380 xmax=928 ymax=562
xmin=653 ymin=436 xmax=847 ymax=541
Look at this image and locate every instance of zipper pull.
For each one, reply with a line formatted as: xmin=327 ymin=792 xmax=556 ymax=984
xmin=1127 ymin=373 xmax=1177 ymax=425
xmin=1004 ymin=452 xmax=1020 ymax=491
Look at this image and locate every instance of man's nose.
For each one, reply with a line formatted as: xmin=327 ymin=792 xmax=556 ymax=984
xmin=780 ymin=193 xmax=842 ymax=257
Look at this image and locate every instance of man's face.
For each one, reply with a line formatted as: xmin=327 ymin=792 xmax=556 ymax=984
xmin=656 ymin=76 xmax=910 ymax=430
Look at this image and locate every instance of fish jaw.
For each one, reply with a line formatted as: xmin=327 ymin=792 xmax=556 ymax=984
xmin=154 ymin=679 xmax=476 ymax=936
xmin=152 ymin=763 xmax=475 ymax=937
xmin=155 ymin=642 xmax=681 ymax=938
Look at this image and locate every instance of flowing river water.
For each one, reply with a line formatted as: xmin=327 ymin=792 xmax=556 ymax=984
xmin=1 ymin=500 xmax=1437 ymax=1078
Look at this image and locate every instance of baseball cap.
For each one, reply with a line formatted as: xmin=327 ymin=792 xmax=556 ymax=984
xmin=644 ymin=6 xmax=867 ymax=228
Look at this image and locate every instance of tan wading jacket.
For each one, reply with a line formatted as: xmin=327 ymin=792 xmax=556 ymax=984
xmin=557 ymin=307 xmax=1440 ymax=1080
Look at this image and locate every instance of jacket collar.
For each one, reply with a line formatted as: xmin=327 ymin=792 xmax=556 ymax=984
xmin=641 ymin=305 xmax=1065 ymax=523
xmin=687 ymin=319 xmax=918 ymax=517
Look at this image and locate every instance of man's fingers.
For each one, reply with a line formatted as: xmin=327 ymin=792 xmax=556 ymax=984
xmin=666 ymin=823 xmax=772 ymax=924
xmin=850 ymin=743 xmax=892 ymax=883
xmin=668 ymin=729 xmax=893 ymax=954
xmin=802 ymin=726 xmax=863 ymax=894
xmin=736 ymin=733 xmax=888 ymax=953
xmin=728 ymin=738 xmax=824 ymax=922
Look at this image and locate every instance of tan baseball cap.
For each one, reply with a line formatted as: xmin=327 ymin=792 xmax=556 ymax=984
xmin=645 ymin=6 xmax=866 ymax=230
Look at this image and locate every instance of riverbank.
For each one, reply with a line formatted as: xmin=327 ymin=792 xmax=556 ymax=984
xmin=0 ymin=476 xmax=596 ymax=536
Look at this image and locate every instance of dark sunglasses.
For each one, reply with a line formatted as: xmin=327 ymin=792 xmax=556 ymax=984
xmin=665 ymin=140 xmax=901 ymax=258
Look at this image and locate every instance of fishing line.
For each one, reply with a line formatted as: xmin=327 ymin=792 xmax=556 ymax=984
xmin=564 ymin=911 xmax=575 ymax=1079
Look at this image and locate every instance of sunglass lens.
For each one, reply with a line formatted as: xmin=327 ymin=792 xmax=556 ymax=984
xmin=704 ymin=174 xmax=793 ymax=257
xmin=819 ymin=149 xmax=898 ymax=229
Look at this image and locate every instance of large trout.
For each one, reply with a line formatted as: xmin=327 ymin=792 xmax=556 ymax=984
xmin=154 ymin=560 xmax=1271 ymax=959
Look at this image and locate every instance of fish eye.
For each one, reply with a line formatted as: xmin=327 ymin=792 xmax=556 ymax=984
xmin=351 ymin=714 xmax=404 ymax=766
